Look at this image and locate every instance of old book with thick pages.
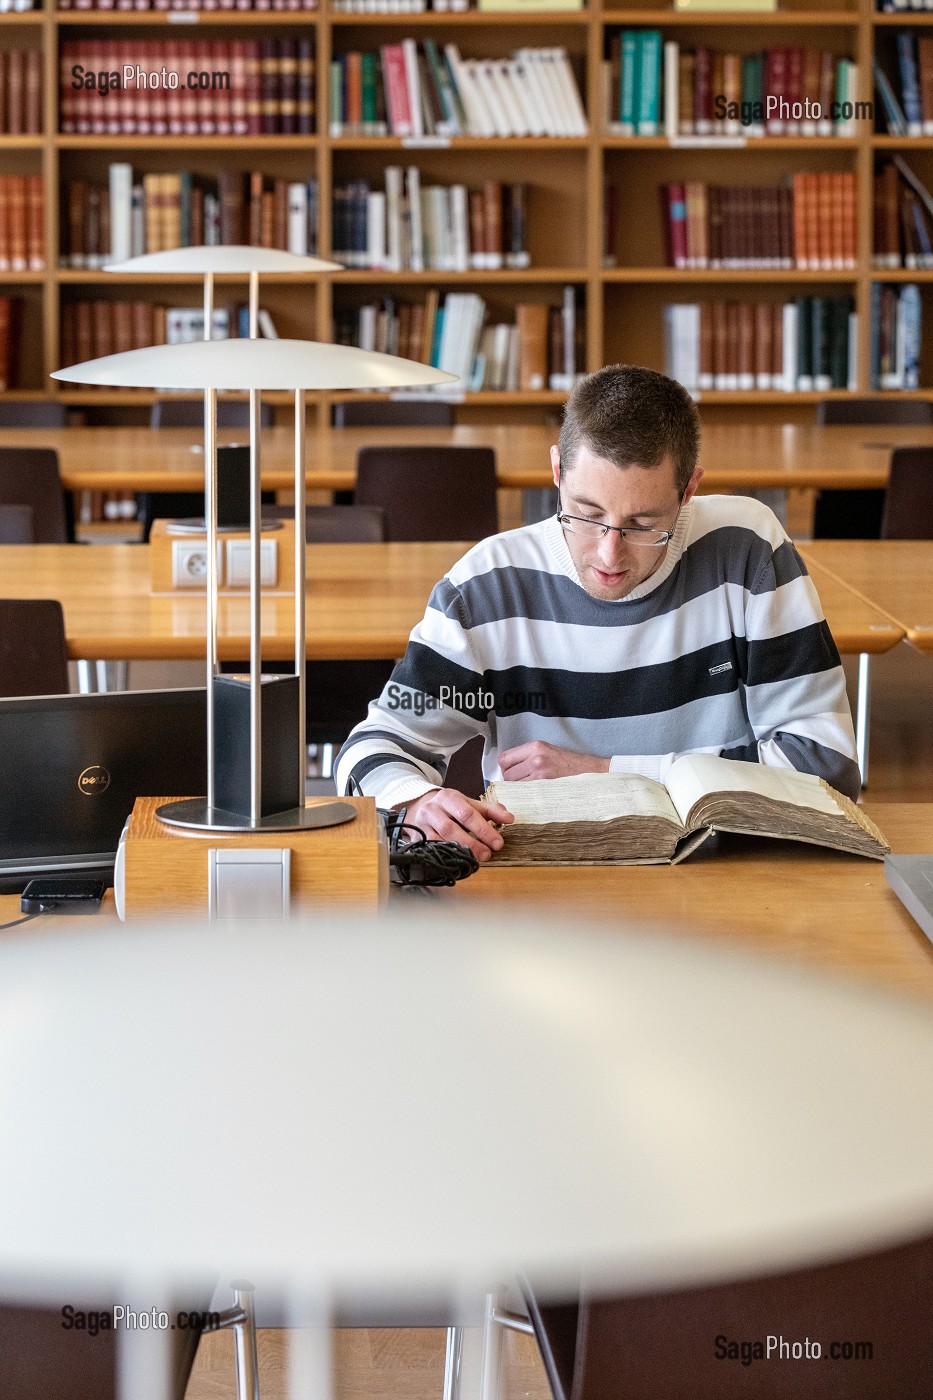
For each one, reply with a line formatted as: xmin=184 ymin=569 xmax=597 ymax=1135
xmin=484 ymin=755 xmax=888 ymax=865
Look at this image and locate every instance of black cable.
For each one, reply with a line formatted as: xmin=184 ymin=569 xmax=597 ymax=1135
xmin=0 ymin=912 xmax=41 ymax=931
xmin=381 ymin=808 xmax=480 ymax=887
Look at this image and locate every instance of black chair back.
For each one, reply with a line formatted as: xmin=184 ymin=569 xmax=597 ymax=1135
xmin=812 ymin=400 xmax=933 ymax=538
xmin=0 ymin=504 xmax=34 ymax=543
xmin=0 ymin=599 xmax=69 ymax=696
xmin=0 ymin=401 xmax=67 ymax=428
xmin=0 ymin=448 xmax=68 ymax=543
xmin=151 ymin=399 xmax=274 ymax=429
xmin=355 ymin=446 xmax=498 ymax=542
xmin=881 ymin=448 xmax=933 ymax=539
xmin=333 ymin=401 xmax=455 ymax=428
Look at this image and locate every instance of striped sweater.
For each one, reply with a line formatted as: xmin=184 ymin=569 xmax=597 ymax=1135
xmin=335 ymin=496 xmax=860 ymax=806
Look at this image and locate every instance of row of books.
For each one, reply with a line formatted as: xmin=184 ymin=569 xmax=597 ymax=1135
xmin=0 ymin=49 xmax=41 ymax=136
xmin=877 ymin=0 xmax=933 ymax=12
xmin=62 ymin=0 xmax=315 ymax=9
xmin=607 ymin=35 xmax=859 ymax=139
xmin=60 ymin=39 xmax=315 ymax=136
xmin=664 ymin=298 xmax=856 ymax=395
xmin=0 ymin=176 xmax=43 ymax=271
xmin=870 ymin=282 xmax=921 ymax=389
xmin=63 ymin=167 xmax=319 ymax=265
xmin=874 ymin=35 xmax=933 ymax=135
xmin=60 ymin=300 xmax=282 ymax=368
xmin=335 ymin=286 xmax=582 ymax=391
xmin=329 ymin=43 xmax=586 ymax=139
xmin=0 ymin=298 xmax=21 ymax=394
xmin=874 ymin=156 xmax=933 ymax=268
xmin=332 ymin=174 xmax=528 ymax=272
xmin=661 ymin=175 xmax=856 ymax=272
xmin=330 ymin=0 xmax=582 ymax=11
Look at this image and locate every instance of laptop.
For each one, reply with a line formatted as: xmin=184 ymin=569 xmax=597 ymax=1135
xmin=885 ymin=855 xmax=933 ymax=943
xmin=0 ymin=687 xmax=206 ymax=890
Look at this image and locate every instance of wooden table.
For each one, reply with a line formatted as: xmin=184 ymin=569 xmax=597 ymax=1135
xmin=1 ymin=422 xmax=928 ymax=494
xmin=440 ymin=805 xmax=933 ymax=1004
xmin=0 ymin=540 xmax=902 ymax=666
xmin=800 ymin=541 xmax=933 ymax=652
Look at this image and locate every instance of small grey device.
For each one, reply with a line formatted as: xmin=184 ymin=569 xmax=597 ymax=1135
xmin=885 ymin=856 xmax=933 ymax=942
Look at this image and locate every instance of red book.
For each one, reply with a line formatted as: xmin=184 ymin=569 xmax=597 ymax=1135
xmin=6 ymin=48 xmax=24 ymax=137
xmin=260 ymin=38 xmax=279 ymax=135
xmin=764 ymin=47 xmax=787 ymax=134
xmin=0 ymin=178 xmax=9 ymax=271
xmin=213 ymin=40 xmax=233 ymax=134
xmin=119 ymin=40 xmax=138 ymax=133
xmin=25 ymin=50 xmax=41 ymax=135
xmin=149 ymin=41 xmax=169 ymax=135
xmin=195 ymin=39 xmax=215 ymax=134
xmin=230 ymin=42 xmax=249 ymax=136
xmin=181 ymin=42 xmax=199 ymax=135
xmin=662 ymin=183 xmax=688 ymax=270
xmin=785 ymin=47 xmax=803 ymax=134
xmin=380 ymin=44 xmax=412 ymax=137
xmin=166 ymin=41 xmax=185 ymax=135
xmin=693 ymin=46 xmax=712 ymax=134
xmin=59 ymin=41 xmax=77 ymax=134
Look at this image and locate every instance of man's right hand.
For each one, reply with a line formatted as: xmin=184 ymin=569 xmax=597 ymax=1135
xmin=402 ymin=789 xmax=514 ymax=863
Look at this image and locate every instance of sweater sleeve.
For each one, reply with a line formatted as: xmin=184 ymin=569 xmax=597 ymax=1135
xmin=334 ymin=575 xmax=491 ymax=809
xmin=611 ymin=540 xmax=861 ymax=801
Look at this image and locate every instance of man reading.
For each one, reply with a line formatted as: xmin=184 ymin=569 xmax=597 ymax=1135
xmin=335 ymin=365 xmax=859 ymax=861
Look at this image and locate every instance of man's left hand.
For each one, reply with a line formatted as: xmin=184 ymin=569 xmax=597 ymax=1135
xmin=498 ymin=741 xmax=610 ymax=781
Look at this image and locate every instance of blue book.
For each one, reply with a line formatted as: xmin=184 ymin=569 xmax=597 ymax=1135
xmin=619 ymin=31 xmax=639 ymax=134
xmin=429 ymin=308 xmax=444 ymax=368
xmin=900 ymin=283 xmax=922 ymax=389
xmin=874 ymin=58 xmax=908 ymax=135
xmin=896 ymin=33 xmax=923 ymax=135
xmin=636 ymin=31 xmax=662 ymax=136
xmin=869 ymin=281 xmax=882 ymax=389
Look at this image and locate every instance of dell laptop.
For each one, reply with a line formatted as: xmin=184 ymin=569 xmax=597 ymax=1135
xmin=0 ymin=687 xmax=207 ymax=889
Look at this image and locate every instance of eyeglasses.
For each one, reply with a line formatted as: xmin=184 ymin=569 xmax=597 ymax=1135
xmin=556 ymin=496 xmax=677 ymax=549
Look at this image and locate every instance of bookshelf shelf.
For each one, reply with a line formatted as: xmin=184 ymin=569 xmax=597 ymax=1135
xmin=330 ymin=135 xmax=589 ymax=149
xmin=55 ymin=135 xmax=318 ymax=149
xmin=602 ymin=8 xmax=860 ymax=22
xmin=0 ymin=11 xmax=44 ymax=22
xmin=336 ymin=267 xmax=587 ymax=282
xmin=873 ymin=136 xmax=933 ymax=148
xmin=0 ymin=135 xmax=43 ymax=147
xmin=54 ymin=10 xmax=319 ymax=21
xmin=872 ymin=11 xmax=933 ymax=22
xmin=331 ymin=389 xmax=570 ymax=404
xmin=0 ymin=272 xmax=46 ymax=283
xmin=602 ymin=268 xmax=858 ymax=282
xmin=696 ymin=389 xmax=855 ymax=403
xmin=871 ymin=269 xmax=933 ymax=281
xmin=57 ymin=269 xmax=320 ymax=283
xmin=329 ymin=9 xmax=589 ymax=21
xmin=603 ymin=135 xmax=859 ymax=148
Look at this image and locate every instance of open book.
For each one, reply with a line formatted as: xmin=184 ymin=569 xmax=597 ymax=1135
xmin=483 ymin=755 xmax=889 ymax=865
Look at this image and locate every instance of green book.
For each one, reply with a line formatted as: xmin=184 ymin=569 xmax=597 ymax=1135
xmin=360 ymin=52 xmax=378 ymax=134
xmin=329 ymin=59 xmax=344 ymax=137
xmin=619 ymin=31 xmax=639 ymax=134
xmin=636 ymin=31 xmax=662 ymax=135
xmin=423 ymin=40 xmax=458 ymax=135
xmin=795 ymin=297 xmax=813 ymax=390
xmin=179 ymin=171 xmax=192 ymax=248
xmin=810 ymin=297 xmax=831 ymax=391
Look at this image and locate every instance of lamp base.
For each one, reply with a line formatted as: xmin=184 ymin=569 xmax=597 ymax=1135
xmin=156 ymin=798 xmax=358 ymax=833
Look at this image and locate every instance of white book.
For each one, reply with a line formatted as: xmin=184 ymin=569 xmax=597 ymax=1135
xmin=476 ymin=326 xmax=496 ymax=389
xmin=515 ymin=48 xmax=557 ymax=136
xmin=366 ymin=191 xmax=387 ymax=270
xmin=420 ymin=186 xmax=439 ymax=270
xmin=437 ymin=292 xmax=465 ymax=378
xmin=472 ymin=61 xmax=512 ymax=137
xmin=781 ymin=302 xmax=798 ymax=392
xmin=532 ymin=50 xmax=571 ymax=135
xmin=489 ymin=322 xmax=511 ymax=390
xmin=443 ymin=45 xmax=492 ymax=137
xmin=287 ymin=182 xmax=309 ymax=256
xmin=108 ymin=163 xmax=133 ymax=263
xmin=449 ymin=183 xmax=470 ymax=272
xmin=492 ymin=59 xmax=528 ymax=137
xmin=384 ymin=165 xmax=403 ymax=273
xmin=358 ymin=302 xmax=378 ymax=352
xmin=437 ymin=186 xmax=456 ymax=270
xmin=405 ymin=167 xmax=423 ymax=273
xmin=402 ymin=38 xmax=424 ymax=138
xmin=504 ymin=323 xmax=520 ymax=392
xmin=663 ymin=41 xmax=679 ymax=141
xmin=562 ymin=285 xmax=576 ymax=381
xmin=258 ymin=308 xmax=279 ymax=340
xmin=547 ymin=48 xmax=584 ymax=135
xmin=464 ymin=293 xmax=488 ymax=386
xmin=505 ymin=58 xmax=544 ymax=137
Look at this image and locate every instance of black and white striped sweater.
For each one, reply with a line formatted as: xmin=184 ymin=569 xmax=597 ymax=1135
xmin=335 ymin=496 xmax=860 ymax=806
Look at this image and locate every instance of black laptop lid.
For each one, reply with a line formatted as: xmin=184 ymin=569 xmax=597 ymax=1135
xmin=0 ymin=688 xmax=207 ymax=867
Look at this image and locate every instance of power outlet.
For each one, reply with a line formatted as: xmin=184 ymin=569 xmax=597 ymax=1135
xmin=225 ymin=538 xmax=277 ymax=588
xmin=172 ymin=540 xmax=224 ymax=589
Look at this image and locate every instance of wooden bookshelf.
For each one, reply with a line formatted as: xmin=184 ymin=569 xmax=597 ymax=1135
xmin=0 ymin=0 xmax=925 ymax=423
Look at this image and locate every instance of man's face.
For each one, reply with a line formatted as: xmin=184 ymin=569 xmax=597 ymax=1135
xmin=551 ymin=443 xmax=703 ymax=601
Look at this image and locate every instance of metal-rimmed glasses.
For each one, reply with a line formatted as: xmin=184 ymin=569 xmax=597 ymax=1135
xmin=556 ymin=492 xmax=679 ymax=549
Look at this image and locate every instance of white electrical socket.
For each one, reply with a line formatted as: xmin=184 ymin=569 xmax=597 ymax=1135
xmin=225 ymin=538 xmax=277 ymax=588
xmin=172 ymin=539 xmax=224 ymax=589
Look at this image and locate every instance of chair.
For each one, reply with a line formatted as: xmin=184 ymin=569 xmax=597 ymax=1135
xmin=261 ymin=502 xmax=387 ymax=544
xmin=0 ymin=600 xmax=69 ymax=696
xmin=881 ymin=447 xmax=933 ymax=539
xmin=0 ymin=448 xmax=70 ymax=543
xmin=0 ymin=504 xmax=34 ymax=543
xmin=813 ymin=399 xmax=933 ymax=539
xmin=150 ymin=399 xmax=275 ymax=429
xmin=333 ymin=400 xmax=455 ymax=428
xmin=0 ymin=401 xmax=67 ymax=429
xmin=355 ymin=446 xmax=498 ymax=542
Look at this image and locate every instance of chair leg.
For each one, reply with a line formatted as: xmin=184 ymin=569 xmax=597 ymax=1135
xmin=231 ymin=1282 xmax=260 ymax=1400
xmin=443 ymin=1326 xmax=464 ymax=1400
xmin=480 ymin=1294 xmax=503 ymax=1400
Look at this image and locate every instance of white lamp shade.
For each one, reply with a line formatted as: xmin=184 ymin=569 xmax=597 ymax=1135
xmin=1 ymin=916 xmax=933 ymax=1301
xmin=51 ymin=339 xmax=458 ymax=392
xmin=104 ymin=246 xmax=343 ymax=275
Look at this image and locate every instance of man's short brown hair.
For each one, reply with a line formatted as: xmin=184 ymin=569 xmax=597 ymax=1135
xmin=558 ymin=365 xmax=701 ymax=496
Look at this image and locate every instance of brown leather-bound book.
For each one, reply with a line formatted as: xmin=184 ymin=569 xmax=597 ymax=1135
xmin=6 ymin=48 xmax=24 ymax=137
xmin=718 ymin=186 xmax=733 ymax=268
xmin=737 ymin=300 xmax=754 ymax=390
xmin=547 ymin=305 xmax=563 ymax=388
xmin=505 ymin=182 xmax=529 ymax=269
xmin=98 ymin=187 xmax=110 ymax=264
xmin=75 ymin=300 xmax=93 ymax=363
xmin=152 ymin=303 xmax=167 ymax=345
xmin=212 ymin=40 xmax=232 ymax=135
xmin=421 ymin=287 xmax=438 ymax=365
xmin=816 ymin=172 xmax=832 ymax=269
xmin=245 ymin=40 xmax=262 ymax=136
xmin=711 ymin=299 xmax=728 ymax=388
xmin=0 ymin=297 xmax=11 ymax=393
xmin=162 ymin=173 xmax=181 ymax=251
xmin=920 ymin=36 xmax=933 ymax=134
xmin=707 ymin=186 xmax=721 ymax=269
xmin=26 ymin=175 xmax=42 ymax=271
xmin=24 ymin=49 xmax=41 ymax=135
xmin=777 ymin=184 xmax=793 ymax=268
xmin=260 ymin=38 xmax=279 ymax=135
xmin=194 ymin=40 xmax=215 ymax=135
xmin=842 ymin=170 xmax=856 ymax=269
xmin=273 ymin=178 xmax=288 ymax=250
xmin=8 ymin=175 xmax=26 ymax=273
xmin=409 ymin=301 xmax=425 ymax=363
xmin=880 ymin=162 xmax=899 ymax=270
xmin=260 ymin=188 xmax=274 ymax=247
xmin=278 ymin=37 xmax=297 ymax=135
xmin=164 ymin=41 xmax=184 ymax=134
xmin=721 ymin=53 xmax=741 ymax=132
xmin=113 ymin=300 xmax=133 ymax=354
xmin=468 ymin=191 xmax=484 ymax=269
xmin=872 ymin=171 xmax=885 ymax=266
xmin=396 ymin=300 xmax=412 ymax=360
xmin=179 ymin=42 xmax=198 ymax=136
xmin=230 ymin=42 xmax=249 ymax=136
xmin=0 ymin=178 xmax=10 ymax=272
xmin=92 ymin=299 xmax=113 ymax=360
xmin=515 ymin=303 xmax=548 ymax=392
xmin=66 ymin=180 xmax=84 ymax=267
xmin=483 ymin=180 xmax=503 ymax=270
xmin=693 ymin=46 xmax=711 ymax=133
xmin=118 ymin=39 xmax=136 ymax=134
xmin=218 ymin=169 xmax=244 ymax=246
xmin=60 ymin=301 xmax=77 ymax=373
xmin=806 ymin=173 xmax=821 ymax=270
xmin=0 ymin=53 xmax=8 ymax=137
xmin=771 ymin=302 xmax=784 ymax=388
xmin=248 ymin=170 xmax=263 ymax=245
xmin=791 ymin=172 xmax=808 ymax=269
xmin=677 ymin=49 xmax=694 ymax=136
xmin=818 ymin=50 xmax=835 ymax=132
xmin=297 ymin=38 xmax=314 ymax=135
xmin=131 ymin=299 xmax=153 ymax=349
xmin=143 ymin=173 xmax=162 ymax=254
xmin=725 ymin=301 xmax=740 ymax=388
xmin=802 ymin=48 xmax=821 ymax=133
xmin=711 ymin=52 xmax=724 ymax=132
xmin=754 ymin=301 xmax=772 ymax=389
xmin=785 ymin=46 xmax=803 ymax=133
xmin=697 ymin=302 xmax=713 ymax=390
xmin=684 ymin=181 xmax=704 ymax=269
xmin=901 ymin=186 xmax=919 ymax=268
xmin=830 ymin=170 xmax=846 ymax=269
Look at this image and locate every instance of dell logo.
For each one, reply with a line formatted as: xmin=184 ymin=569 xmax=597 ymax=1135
xmin=78 ymin=765 xmax=111 ymax=796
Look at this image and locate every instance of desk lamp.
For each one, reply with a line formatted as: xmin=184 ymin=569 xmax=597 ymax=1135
xmin=52 ymin=337 xmax=455 ymax=833
xmin=2 ymin=915 xmax=933 ymax=1400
